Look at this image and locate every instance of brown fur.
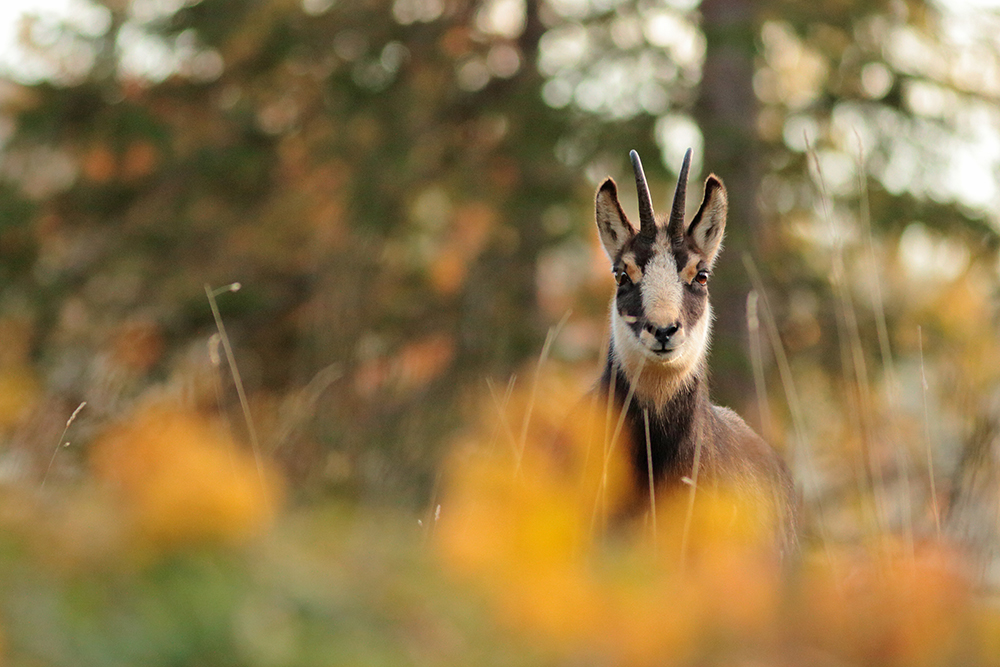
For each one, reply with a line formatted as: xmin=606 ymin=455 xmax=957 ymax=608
xmin=592 ymin=151 xmax=797 ymax=552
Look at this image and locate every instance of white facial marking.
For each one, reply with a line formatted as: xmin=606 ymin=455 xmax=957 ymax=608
xmin=611 ymin=300 xmax=714 ymax=411
xmin=608 ymin=234 xmax=715 ymax=411
xmin=639 ymin=240 xmax=682 ymax=330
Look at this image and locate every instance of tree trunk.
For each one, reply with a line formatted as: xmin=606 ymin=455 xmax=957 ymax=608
xmin=695 ymin=0 xmax=762 ymax=414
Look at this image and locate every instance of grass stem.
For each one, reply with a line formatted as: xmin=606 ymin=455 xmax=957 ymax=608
xmin=40 ymin=401 xmax=86 ymax=489
xmin=205 ymin=282 xmax=269 ymax=511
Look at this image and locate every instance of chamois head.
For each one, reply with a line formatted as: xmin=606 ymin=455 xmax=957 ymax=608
xmin=595 ymin=150 xmax=728 ymax=400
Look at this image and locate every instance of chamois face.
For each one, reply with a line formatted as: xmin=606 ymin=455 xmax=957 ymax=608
xmin=595 ymin=151 xmax=727 ymax=390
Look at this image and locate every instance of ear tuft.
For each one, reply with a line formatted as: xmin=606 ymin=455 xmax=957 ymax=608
xmin=686 ymin=174 xmax=727 ymax=268
xmin=595 ymin=177 xmax=635 ymax=261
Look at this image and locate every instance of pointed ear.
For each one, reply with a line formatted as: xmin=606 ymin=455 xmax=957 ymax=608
xmin=686 ymin=175 xmax=727 ymax=268
xmin=595 ymin=178 xmax=636 ymax=262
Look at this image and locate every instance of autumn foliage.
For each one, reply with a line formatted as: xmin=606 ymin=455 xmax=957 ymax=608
xmin=0 ymin=371 xmax=996 ymax=665
xmin=436 ymin=373 xmax=1000 ymax=667
xmin=0 ymin=0 xmax=999 ymax=664
xmin=89 ymin=402 xmax=281 ymax=549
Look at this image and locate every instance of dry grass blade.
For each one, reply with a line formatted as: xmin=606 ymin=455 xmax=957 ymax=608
xmin=919 ymin=326 xmax=942 ymax=537
xmin=40 ymin=401 xmax=87 ymax=489
xmin=485 ymin=375 xmax=519 ymax=459
xmin=516 ymin=310 xmax=571 ymax=476
xmin=744 ymin=254 xmax=835 ymax=570
xmin=853 ymin=133 xmax=897 ymax=391
xmin=644 ymin=408 xmax=657 ymax=554
xmin=592 ymin=357 xmax=645 ymax=536
xmin=853 ymin=132 xmax=914 ymax=553
xmin=747 ymin=291 xmax=773 ymax=442
xmin=806 ymin=133 xmax=890 ymax=541
xmin=205 ymin=282 xmax=270 ymax=512
xmin=679 ymin=416 xmax=704 ymax=573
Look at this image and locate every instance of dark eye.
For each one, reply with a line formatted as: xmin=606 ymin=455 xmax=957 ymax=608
xmin=694 ymin=270 xmax=710 ymax=286
xmin=615 ymin=269 xmax=631 ymax=287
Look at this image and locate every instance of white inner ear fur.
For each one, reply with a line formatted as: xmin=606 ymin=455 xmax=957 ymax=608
xmin=689 ymin=176 xmax=727 ymax=268
xmin=595 ymin=180 xmax=636 ymax=261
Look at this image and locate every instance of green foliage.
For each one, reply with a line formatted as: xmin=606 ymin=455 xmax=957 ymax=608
xmin=0 ymin=500 xmax=541 ymax=667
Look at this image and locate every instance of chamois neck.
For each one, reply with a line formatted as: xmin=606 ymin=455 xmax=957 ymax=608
xmin=600 ymin=343 xmax=712 ymax=483
xmin=602 ymin=339 xmax=709 ymax=415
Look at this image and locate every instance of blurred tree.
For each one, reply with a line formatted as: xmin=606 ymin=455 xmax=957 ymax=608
xmin=696 ymin=0 xmax=762 ymax=403
xmin=0 ymin=0 xmax=596 ymax=504
xmin=746 ymin=0 xmax=1000 ymax=542
xmin=0 ymin=0 xmax=999 ymax=537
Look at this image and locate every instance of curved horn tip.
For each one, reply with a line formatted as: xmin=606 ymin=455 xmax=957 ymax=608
xmin=628 ymin=149 xmax=656 ymax=237
xmin=667 ymin=148 xmax=693 ymax=240
xmin=629 ymin=149 xmax=643 ymax=171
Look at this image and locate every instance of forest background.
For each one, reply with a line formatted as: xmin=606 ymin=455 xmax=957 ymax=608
xmin=1 ymin=0 xmax=1000 ymax=664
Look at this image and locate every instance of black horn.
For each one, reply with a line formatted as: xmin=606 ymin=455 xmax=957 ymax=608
xmin=667 ymin=148 xmax=692 ymax=243
xmin=629 ymin=150 xmax=657 ymax=240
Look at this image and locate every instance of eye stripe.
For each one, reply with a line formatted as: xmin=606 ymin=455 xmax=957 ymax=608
xmin=616 ymin=255 xmax=642 ymax=284
xmin=679 ymin=255 xmax=705 ymax=283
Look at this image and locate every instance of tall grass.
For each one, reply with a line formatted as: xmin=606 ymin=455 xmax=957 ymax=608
xmin=6 ymin=158 xmax=1000 ymax=667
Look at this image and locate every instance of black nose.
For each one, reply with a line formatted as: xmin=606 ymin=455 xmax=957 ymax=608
xmin=653 ymin=322 xmax=680 ymax=344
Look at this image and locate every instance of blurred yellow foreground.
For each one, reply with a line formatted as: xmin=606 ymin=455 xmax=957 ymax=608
xmin=437 ymin=374 xmax=996 ymax=667
xmin=0 ymin=383 xmax=996 ymax=666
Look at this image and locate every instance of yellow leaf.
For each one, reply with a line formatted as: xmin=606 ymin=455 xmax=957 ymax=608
xmin=90 ymin=403 xmax=282 ymax=550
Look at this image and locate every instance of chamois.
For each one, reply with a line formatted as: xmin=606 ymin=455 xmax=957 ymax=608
xmin=593 ymin=149 xmax=795 ymax=546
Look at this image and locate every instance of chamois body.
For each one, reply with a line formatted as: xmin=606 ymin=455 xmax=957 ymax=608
xmin=593 ymin=150 xmax=795 ymax=545
xmin=599 ymin=359 xmax=787 ymax=496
